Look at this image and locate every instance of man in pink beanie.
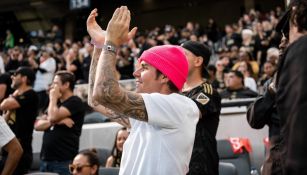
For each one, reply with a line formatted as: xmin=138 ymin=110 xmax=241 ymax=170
xmin=87 ymin=6 xmax=199 ymax=175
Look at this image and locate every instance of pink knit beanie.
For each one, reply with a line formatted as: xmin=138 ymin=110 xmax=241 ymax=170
xmin=139 ymin=45 xmax=188 ymax=90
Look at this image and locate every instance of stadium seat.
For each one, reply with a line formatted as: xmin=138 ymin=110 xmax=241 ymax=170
xmin=96 ymin=148 xmax=112 ymax=167
xmin=217 ymin=139 xmax=251 ymax=175
xmin=30 ymin=152 xmax=41 ymax=171
xmin=99 ymin=167 xmax=120 ymax=175
xmin=84 ymin=112 xmax=110 ymax=124
xmin=219 ymin=162 xmax=238 ymax=175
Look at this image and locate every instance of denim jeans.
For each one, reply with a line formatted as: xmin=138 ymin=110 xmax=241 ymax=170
xmin=40 ymin=160 xmax=71 ymax=175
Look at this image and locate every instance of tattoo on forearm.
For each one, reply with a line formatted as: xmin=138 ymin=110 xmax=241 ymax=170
xmin=94 ymin=41 xmax=148 ymax=122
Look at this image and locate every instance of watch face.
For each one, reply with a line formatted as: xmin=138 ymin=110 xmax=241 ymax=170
xmin=104 ymin=44 xmax=117 ymax=53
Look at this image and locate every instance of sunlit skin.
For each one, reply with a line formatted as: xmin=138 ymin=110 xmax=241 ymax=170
xmin=133 ymin=61 xmax=163 ymax=93
xmin=71 ymin=154 xmax=97 ymax=175
xmin=11 ymin=74 xmax=23 ymax=89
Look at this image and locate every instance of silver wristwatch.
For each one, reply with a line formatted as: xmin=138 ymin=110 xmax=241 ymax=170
xmin=103 ymin=44 xmax=117 ymax=54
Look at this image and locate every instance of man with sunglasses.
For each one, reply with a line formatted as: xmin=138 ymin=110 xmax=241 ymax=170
xmin=0 ymin=66 xmax=39 ymax=175
xmin=275 ymin=0 xmax=307 ymax=174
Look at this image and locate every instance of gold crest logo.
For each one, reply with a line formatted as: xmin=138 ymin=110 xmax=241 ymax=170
xmin=196 ymin=93 xmax=210 ymax=105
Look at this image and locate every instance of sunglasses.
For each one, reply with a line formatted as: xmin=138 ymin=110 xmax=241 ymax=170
xmin=69 ymin=164 xmax=91 ymax=173
xmin=12 ymin=72 xmax=20 ymax=77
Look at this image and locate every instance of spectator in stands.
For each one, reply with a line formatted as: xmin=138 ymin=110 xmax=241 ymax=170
xmin=0 ymin=116 xmax=23 ymax=175
xmin=241 ymin=29 xmax=260 ymax=61
xmin=254 ymin=21 xmax=271 ymax=67
xmin=0 ymin=66 xmax=39 ymax=175
xmin=34 ymin=71 xmax=85 ymax=175
xmin=207 ymin=64 xmax=219 ymax=89
xmin=70 ymin=149 xmax=100 ymax=175
xmin=27 ymin=45 xmax=39 ymax=65
xmin=81 ymin=42 xmax=93 ymax=83
xmin=181 ymin=41 xmax=221 ymax=175
xmin=232 ymin=48 xmax=259 ymax=76
xmin=266 ymin=47 xmax=280 ymax=64
xmin=237 ymin=60 xmax=258 ymax=92
xmin=4 ymin=30 xmax=14 ymax=51
xmin=221 ymin=24 xmax=241 ymax=51
xmin=49 ymin=24 xmax=63 ymax=42
xmin=220 ymin=55 xmax=233 ymax=72
xmin=65 ymin=48 xmax=83 ymax=83
xmin=87 ymin=7 xmax=199 ymax=175
xmin=215 ymin=60 xmax=226 ymax=91
xmin=105 ymin=128 xmax=129 ymax=168
xmin=32 ymin=49 xmax=57 ymax=114
xmin=5 ymin=47 xmax=26 ymax=72
xmin=220 ymin=70 xmax=258 ymax=99
xmin=258 ymin=61 xmax=276 ymax=87
xmin=116 ymin=46 xmax=134 ymax=80
xmin=276 ymin=0 xmax=307 ymax=174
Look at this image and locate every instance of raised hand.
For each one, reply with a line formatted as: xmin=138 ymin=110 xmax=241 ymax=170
xmin=105 ymin=6 xmax=137 ymax=47
xmin=49 ymin=84 xmax=62 ymax=100
xmin=86 ymin=8 xmax=106 ymax=46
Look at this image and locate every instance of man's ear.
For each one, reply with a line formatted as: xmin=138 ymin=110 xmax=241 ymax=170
xmin=160 ymin=74 xmax=169 ymax=84
xmin=63 ymin=82 xmax=70 ymax=89
xmin=195 ymin=56 xmax=204 ymax=68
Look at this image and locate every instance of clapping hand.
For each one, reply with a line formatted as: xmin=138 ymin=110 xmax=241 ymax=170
xmin=105 ymin=6 xmax=137 ymax=47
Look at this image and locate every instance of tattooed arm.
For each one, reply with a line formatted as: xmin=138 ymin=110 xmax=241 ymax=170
xmin=87 ymin=8 xmax=131 ymax=127
xmin=92 ymin=7 xmax=146 ymax=122
xmin=88 ymin=47 xmax=131 ymax=127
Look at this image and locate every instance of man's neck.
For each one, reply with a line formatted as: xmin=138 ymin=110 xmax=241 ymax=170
xmin=16 ymin=85 xmax=31 ymax=95
xmin=184 ymin=75 xmax=204 ymax=92
xmin=60 ymin=91 xmax=73 ymax=102
xmin=228 ymin=86 xmax=244 ymax=91
xmin=289 ymin=25 xmax=307 ymax=44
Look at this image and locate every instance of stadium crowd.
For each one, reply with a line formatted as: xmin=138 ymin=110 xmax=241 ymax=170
xmin=0 ymin=2 xmax=300 ymax=175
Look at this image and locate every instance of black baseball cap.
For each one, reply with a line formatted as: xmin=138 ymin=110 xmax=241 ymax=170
xmin=14 ymin=66 xmax=36 ymax=85
xmin=181 ymin=41 xmax=212 ymax=78
xmin=275 ymin=0 xmax=300 ymax=35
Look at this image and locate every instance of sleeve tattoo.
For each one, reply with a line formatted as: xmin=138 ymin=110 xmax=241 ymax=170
xmin=92 ymin=43 xmax=148 ymax=122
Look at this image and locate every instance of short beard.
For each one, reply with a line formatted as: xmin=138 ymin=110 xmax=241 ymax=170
xmin=11 ymin=82 xmax=21 ymax=89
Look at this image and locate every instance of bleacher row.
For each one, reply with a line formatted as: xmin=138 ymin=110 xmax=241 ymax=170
xmin=28 ymin=139 xmax=251 ymax=175
xmin=27 ymin=97 xmax=265 ymax=175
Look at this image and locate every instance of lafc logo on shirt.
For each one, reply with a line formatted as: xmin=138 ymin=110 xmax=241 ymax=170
xmin=196 ymin=93 xmax=210 ymax=105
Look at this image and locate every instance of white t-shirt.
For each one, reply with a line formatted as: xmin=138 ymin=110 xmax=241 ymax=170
xmin=244 ymin=77 xmax=257 ymax=92
xmin=119 ymin=93 xmax=199 ymax=175
xmin=34 ymin=57 xmax=56 ymax=92
xmin=0 ymin=117 xmax=15 ymax=150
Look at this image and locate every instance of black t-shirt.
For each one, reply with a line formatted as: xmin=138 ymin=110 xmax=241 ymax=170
xmin=7 ymin=89 xmax=38 ymax=153
xmin=5 ymin=59 xmax=20 ymax=72
xmin=41 ymin=96 xmax=85 ymax=161
xmin=183 ymin=82 xmax=221 ymax=175
xmin=71 ymin=59 xmax=84 ymax=82
xmin=0 ymin=73 xmax=14 ymax=100
xmin=82 ymin=55 xmax=91 ymax=83
xmin=220 ymin=87 xmax=258 ymax=99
